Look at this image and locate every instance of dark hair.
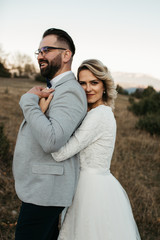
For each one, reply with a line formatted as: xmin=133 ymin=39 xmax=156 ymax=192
xmin=43 ymin=28 xmax=75 ymax=56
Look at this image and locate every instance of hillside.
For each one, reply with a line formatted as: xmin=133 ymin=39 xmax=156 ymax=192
xmin=113 ymin=72 xmax=160 ymax=91
xmin=0 ymin=77 xmax=159 ymax=240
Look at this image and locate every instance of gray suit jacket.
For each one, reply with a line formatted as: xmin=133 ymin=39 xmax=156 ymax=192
xmin=13 ymin=72 xmax=87 ymax=206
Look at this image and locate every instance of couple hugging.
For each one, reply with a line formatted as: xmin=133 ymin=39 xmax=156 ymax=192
xmin=13 ymin=28 xmax=141 ymax=240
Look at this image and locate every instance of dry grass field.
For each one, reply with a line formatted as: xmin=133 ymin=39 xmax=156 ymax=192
xmin=0 ymin=77 xmax=159 ymax=240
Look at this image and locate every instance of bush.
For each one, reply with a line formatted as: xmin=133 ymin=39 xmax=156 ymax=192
xmin=142 ymin=86 xmax=156 ymax=98
xmin=131 ymin=88 xmax=144 ymax=98
xmin=0 ymin=62 xmax=11 ymax=78
xmin=116 ymin=84 xmax=128 ymax=95
xmin=35 ymin=73 xmax=46 ymax=83
xmin=129 ymin=92 xmax=160 ymax=116
xmin=128 ymin=96 xmax=135 ymax=104
xmin=128 ymin=88 xmax=160 ymax=135
xmin=131 ymin=86 xmax=156 ymax=99
xmin=136 ymin=114 xmax=160 ymax=135
xmin=0 ymin=125 xmax=11 ymax=164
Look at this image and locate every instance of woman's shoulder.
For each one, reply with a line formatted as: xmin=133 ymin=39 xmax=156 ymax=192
xmin=84 ymin=105 xmax=115 ymax=124
xmin=88 ymin=105 xmax=113 ymax=117
xmin=79 ymin=105 xmax=116 ymax=131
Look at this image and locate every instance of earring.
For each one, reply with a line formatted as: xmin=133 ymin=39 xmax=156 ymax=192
xmin=103 ymin=91 xmax=106 ymax=94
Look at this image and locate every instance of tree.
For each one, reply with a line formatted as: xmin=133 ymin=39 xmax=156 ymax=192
xmin=0 ymin=45 xmax=11 ymax=77
xmin=0 ymin=46 xmax=37 ymax=78
xmin=131 ymin=88 xmax=144 ymax=98
xmin=0 ymin=62 xmax=11 ymax=77
xmin=116 ymin=84 xmax=128 ymax=95
xmin=128 ymin=87 xmax=160 ymax=135
xmin=0 ymin=125 xmax=11 ymax=164
xmin=131 ymin=86 xmax=156 ymax=99
xmin=10 ymin=52 xmax=37 ymax=77
xmin=142 ymin=86 xmax=156 ymax=98
xmin=0 ymin=45 xmax=8 ymax=64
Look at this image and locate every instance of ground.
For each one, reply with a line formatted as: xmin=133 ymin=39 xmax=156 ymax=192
xmin=0 ymin=77 xmax=159 ymax=240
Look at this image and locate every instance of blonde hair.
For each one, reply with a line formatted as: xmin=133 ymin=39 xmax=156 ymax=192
xmin=77 ymin=59 xmax=117 ymax=110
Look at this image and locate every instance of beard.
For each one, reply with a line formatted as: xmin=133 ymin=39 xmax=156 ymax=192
xmin=40 ymin=53 xmax=62 ymax=80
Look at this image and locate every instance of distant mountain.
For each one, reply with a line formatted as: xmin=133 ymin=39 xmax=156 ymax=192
xmin=125 ymin=87 xmax=146 ymax=94
xmin=125 ymin=88 xmax=138 ymax=94
xmin=112 ymin=72 xmax=160 ymax=91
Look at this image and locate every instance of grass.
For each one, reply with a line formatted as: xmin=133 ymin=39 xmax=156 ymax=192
xmin=0 ymin=77 xmax=159 ymax=239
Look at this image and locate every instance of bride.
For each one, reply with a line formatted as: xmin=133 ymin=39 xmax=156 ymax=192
xmin=40 ymin=59 xmax=141 ymax=240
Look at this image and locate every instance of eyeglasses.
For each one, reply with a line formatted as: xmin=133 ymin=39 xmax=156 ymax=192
xmin=35 ymin=46 xmax=67 ymax=57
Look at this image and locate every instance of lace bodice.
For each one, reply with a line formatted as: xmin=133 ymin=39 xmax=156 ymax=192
xmin=52 ymin=105 xmax=116 ymax=169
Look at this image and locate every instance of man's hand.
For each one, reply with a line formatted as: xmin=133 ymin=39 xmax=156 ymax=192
xmin=27 ymin=86 xmax=54 ymax=98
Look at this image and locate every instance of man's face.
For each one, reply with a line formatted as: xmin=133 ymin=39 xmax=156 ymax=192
xmin=37 ymin=35 xmax=63 ymax=80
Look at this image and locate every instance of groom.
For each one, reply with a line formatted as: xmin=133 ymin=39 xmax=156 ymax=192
xmin=13 ymin=28 xmax=87 ymax=240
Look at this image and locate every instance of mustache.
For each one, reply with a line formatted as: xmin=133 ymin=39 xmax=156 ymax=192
xmin=39 ymin=59 xmax=49 ymax=64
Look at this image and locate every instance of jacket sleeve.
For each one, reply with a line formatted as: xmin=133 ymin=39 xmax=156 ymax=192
xmin=19 ymin=85 xmax=87 ymax=153
xmin=51 ymin=109 xmax=109 ymax=161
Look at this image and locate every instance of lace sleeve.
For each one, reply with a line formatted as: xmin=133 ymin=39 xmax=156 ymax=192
xmin=51 ymin=107 xmax=112 ymax=161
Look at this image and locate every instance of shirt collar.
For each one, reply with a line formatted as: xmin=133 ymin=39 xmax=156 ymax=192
xmin=50 ymin=71 xmax=72 ymax=87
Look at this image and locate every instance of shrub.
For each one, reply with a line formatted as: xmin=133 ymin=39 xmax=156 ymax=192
xmin=128 ymin=88 xmax=160 ymax=135
xmin=142 ymin=86 xmax=156 ymax=98
xmin=131 ymin=86 xmax=156 ymax=99
xmin=116 ymin=84 xmax=128 ymax=95
xmin=129 ymin=92 xmax=160 ymax=116
xmin=131 ymin=88 xmax=144 ymax=98
xmin=136 ymin=114 xmax=160 ymax=135
xmin=0 ymin=125 xmax=11 ymax=164
xmin=35 ymin=73 xmax=46 ymax=83
xmin=128 ymin=96 xmax=135 ymax=105
xmin=0 ymin=62 xmax=11 ymax=78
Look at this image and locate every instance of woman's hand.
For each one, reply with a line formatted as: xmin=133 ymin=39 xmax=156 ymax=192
xmin=39 ymin=88 xmax=55 ymax=113
xmin=27 ymin=86 xmax=54 ymax=98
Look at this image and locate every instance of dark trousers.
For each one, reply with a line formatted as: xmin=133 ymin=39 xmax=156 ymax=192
xmin=15 ymin=202 xmax=64 ymax=240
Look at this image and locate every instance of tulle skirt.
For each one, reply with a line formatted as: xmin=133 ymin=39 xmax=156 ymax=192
xmin=58 ymin=168 xmax=141 ymax=240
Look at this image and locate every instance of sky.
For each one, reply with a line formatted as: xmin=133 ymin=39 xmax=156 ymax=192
xmin=0 ymin=0 xmax=160 ymax=80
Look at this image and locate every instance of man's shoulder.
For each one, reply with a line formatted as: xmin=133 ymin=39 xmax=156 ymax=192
xmin=55 ymin=76 xmax=85 ymax=94
xmin=55 ymin=72 xmax=81 ymax=88
xmin=51 ymin=72 xmax=87 ymax=106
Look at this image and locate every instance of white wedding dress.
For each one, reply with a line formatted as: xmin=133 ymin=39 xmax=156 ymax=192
xmin=52 ymin=105 xmax=141 ymax=240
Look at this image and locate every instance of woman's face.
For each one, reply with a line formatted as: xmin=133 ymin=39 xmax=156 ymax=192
xmin=79 ymin=69 xmax=105 ymax=108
